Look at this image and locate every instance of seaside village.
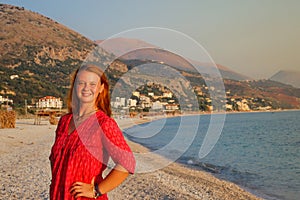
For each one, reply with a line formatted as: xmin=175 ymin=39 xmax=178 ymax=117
xmin=110 ymin=87 xmax=273 ymax=117
xmin=0 ymin=81 xmax=274 ymax=129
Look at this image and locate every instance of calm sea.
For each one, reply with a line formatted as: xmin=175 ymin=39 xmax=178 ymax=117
xmin=124 ymin=110 xmax=300 ymax=200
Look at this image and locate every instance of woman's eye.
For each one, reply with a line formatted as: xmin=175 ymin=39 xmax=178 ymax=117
xmin=77 ymin=81 xmax=85 ymax=85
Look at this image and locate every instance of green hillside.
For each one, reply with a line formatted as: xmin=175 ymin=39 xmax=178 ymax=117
xmin=1 ymin=4 xmax=299 ymax=112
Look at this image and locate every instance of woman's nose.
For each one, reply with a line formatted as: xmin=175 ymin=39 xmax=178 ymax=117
xmin=83 ymin=83 xmax=89 ymax=90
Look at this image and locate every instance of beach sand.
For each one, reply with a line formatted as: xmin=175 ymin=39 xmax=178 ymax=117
xmin=0 ymin=117 xmax=262 ymax=200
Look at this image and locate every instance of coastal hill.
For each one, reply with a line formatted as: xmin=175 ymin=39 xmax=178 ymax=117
xmin=0 ymin=4 xmax=299 ymax=110
xmin=109 ymin=59 xmax=300 ymax=110
xmin=269 ymin=70 xmax=300 ymax=88
xmin=0 ymin=4 xmax=96 ymax=106
xmin=96 ymin=38 xmax=299 ymax=109
xmin=96 ymin=38 xmax=251 ymax=81
xmin=0 ymin=4 xmax=94 ymax=65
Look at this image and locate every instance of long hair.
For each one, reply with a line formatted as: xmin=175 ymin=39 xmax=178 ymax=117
xmin=67 ymin=64 xmax=112 ymax=117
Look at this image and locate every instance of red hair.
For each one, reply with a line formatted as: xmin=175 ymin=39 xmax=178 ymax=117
xmin=67 ymin=64 xmax=112 ymax=117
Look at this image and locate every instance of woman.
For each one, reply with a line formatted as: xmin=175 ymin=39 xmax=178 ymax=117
xmin=50 ymin=64 xmax=135 ymax=199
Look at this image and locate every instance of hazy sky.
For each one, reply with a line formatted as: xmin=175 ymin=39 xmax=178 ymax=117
xmin=2 ymin=0 xmax=300 ymax=79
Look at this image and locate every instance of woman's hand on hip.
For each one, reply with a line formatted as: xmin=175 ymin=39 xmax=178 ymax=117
xmin=70 ymin=177 xmax=95 ymax=199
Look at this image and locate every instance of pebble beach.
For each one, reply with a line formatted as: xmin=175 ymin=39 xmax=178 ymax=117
xmin=0 ymin=117 xmax=262 ymax=200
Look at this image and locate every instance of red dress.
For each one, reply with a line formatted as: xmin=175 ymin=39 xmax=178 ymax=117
xmin=50 ymin=110 xmax=135 ymax=200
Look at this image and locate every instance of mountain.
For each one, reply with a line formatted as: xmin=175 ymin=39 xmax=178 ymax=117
xmin=0 ymin=4 xmax=94 ymax=66
xmin=96 ymin=37 xmax=156 ymax=57
xmin=0 ymin=4 xmax=96 ymax=106
xmin=224 ymin=79 xmax=300 ymax=109
xmin=0 ymin=4 xmax=299 ymax=111
xmin=112 ymin=59 xmax=300 ymax=109
xmin=96 ymin=38 xmax=251 ymax=81
xmin=269 ymin=70 xmax=300 ymax=88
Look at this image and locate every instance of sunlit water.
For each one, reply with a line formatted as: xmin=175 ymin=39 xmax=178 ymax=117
xmin=124 ymin=110 xmax=300 ymax=200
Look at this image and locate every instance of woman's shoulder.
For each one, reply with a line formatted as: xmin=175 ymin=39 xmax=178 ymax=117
xmin=96 ymin=110 xmax=117 ymax=127
xmin=61 ymin=112 xmax=72 ymax=120
xmin=57 ymin=112 xmax=72 ymax=124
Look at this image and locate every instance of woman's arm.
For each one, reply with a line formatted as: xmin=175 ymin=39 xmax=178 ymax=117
xmin=97 ymin=164 xmax=129 ymax=194
xmin=70 ymin=164 xmax=129 ymax=199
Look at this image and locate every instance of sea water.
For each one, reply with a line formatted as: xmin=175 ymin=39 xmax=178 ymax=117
xmin=124 ymin=110 xmax=300 ymax=200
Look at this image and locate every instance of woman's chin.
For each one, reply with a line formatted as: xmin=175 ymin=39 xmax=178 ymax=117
xmin=78 ymin=98 xmax=94 ymax=104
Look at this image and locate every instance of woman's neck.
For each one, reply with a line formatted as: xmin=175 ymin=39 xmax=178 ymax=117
xmin=76 ymin=104 xmax=98 ymax=118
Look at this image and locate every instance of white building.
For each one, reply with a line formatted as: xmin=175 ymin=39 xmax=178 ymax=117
xmin=140 ymin=95 xmax=151 ymax=108
xmin=112 ymin=97 xmax=126 ymax=108
xmin=36 ymin=96 xmax=63 ymax=109
xmin=128 ymin=99 xmax=137 ymax=107
xmin=148 ymin=92 xmax=154 ymax=97
xmin=152 ymin=101 xmax=163 ymax=110
xmin=0 ymin=95 xmax=13 ymax=104
xmin=226 ymin=104 xmax=233 ymax=110
xmin=120 ymin=97 xmax=126 ymax=107
xmin=165 ymin=104 xmax=179 ymax=111
xmin=163 ymin=92 xmax=173 ymax=98
xmin=132 ymin=91 xmax=140 ymax=98
xmin=236 ymin=99 xmax=250 ymax=111
xmin=10 ymin=75 xmax=19 ymax=80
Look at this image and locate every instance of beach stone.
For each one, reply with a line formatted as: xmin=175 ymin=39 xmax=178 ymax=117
xmin=1 ymin=119 xmax=262 ymax=200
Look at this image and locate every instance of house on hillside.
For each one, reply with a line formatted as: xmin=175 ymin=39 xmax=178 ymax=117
xmin=0 ymin=95 xmax=13 ymax=105
xmin=112 ymin=97 xmax=126 ymax=108
xmin=36 ymin=96 xmax=63 ymax=109
xmin=140 ymin=95 xmax=151 ymax=109
xmin=164 ymin=103 xmax=180 ymax=115
xmin=0 ymin=95 xmax=13 ymax=111
xmin=152 ymin=101 xmax=163 ymax=110
xmin=236 ymin=99 xmax=250 ymax=111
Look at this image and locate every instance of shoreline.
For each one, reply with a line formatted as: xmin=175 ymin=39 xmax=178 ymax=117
xmin=113 ymin=108 xmax=300 ymax=128
xmin=115 ymin=112 xmax=295 ymax=200
xmin=112 ymin=116 xmax=263 ymax=200
xmin=0 ymin=117 xmax=263 ymax=199
xmin=114 ymin=110 xmax=300 ymax=200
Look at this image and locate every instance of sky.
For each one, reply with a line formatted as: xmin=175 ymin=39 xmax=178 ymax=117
xmin=2 ymin=0 xmax=300 ymax=79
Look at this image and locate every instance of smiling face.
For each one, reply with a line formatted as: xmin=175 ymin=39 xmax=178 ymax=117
xmin=75 ymin=70 xmax=103 ymax=106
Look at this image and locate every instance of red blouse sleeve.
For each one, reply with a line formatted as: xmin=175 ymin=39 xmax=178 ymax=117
xmin=100 ymin=117 xmax=136 ymax=174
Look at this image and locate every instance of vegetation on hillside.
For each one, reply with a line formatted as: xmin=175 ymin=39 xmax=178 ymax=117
xmin=0 ymin=4 xmax=299 ymax=113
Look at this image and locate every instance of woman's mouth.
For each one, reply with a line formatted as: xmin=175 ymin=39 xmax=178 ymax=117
xmin=81 ymin=92 xmax=92 ymax=97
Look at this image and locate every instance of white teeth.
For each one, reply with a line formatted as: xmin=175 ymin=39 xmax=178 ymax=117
xmin=82 ymin=93 xmax=91 ymax=97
